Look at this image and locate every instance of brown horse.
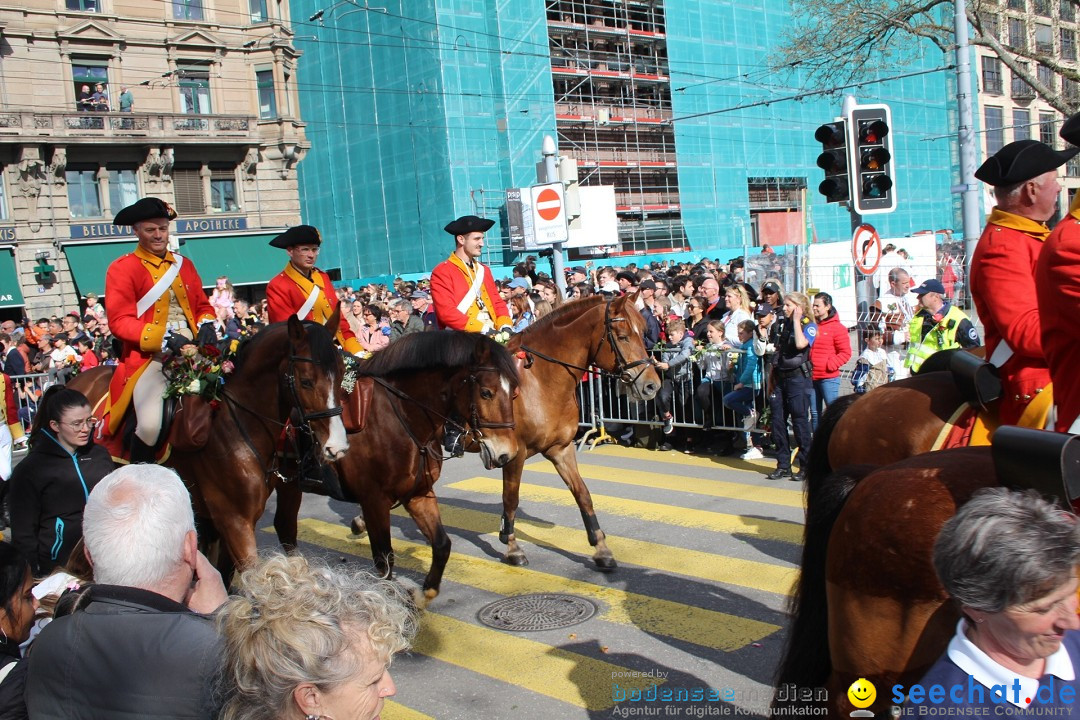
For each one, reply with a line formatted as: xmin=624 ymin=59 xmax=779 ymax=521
xmin=490 ymin=294 xmax=661 ymax=570
xmin=274 ymin=330 xmax=519 ymax=602
xmin=69 ymin=314 xmax=348 ymax=570
xmin=774 ymin=446 xmax=1000 ymax=718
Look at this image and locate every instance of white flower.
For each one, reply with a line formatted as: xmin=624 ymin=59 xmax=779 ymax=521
xmin=186 ymin=378 xmax=202 ymax=394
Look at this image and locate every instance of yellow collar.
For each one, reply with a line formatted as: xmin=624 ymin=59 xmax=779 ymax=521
xmin=1068 ymin=192 xmax=1080 ymax=222
xmin=283 ymin=262 xmax=324 ymax=290
xmin=134 ymin=246 xmax=175 ymax=267
xmin=986 ymin=207 xmax=1050 ymax=242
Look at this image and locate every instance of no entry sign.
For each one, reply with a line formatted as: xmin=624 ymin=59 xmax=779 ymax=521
xmin=530 ymin=182 xmax=569 ymax=245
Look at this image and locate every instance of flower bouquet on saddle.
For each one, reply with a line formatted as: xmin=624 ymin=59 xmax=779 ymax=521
xmin=161 ymin=343 xmax=235 ymax=452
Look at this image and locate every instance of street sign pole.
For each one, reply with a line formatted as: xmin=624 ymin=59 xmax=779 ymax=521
xmin=539 ymin=136 xmax=568 ymax=297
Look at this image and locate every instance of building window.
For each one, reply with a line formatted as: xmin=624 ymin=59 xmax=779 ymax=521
xmin=173 ymin=0 xmax=204 ymax=21
xmin=979 ymin=12 xmax=1002 ymax=39
xmin=1036 ymin=23 xmax=1054 ymax=52
xmin=209 ymin=166 xmax=238 ymax=212
xmin=985 ymin=106 xmax=1005 ymax=154
xmin=1035 ymin=0 xmax=1053 ymax=16
xmin=1067 ymin=78 xmax=1080 ymax=102
xmin=1063 ymin=0 xmax=1076 ymax=21
xmin=0 ymin=175 xmax=8 ymax=221
xmin=1038 ymin=63 xmax=1056 ymax=93
xmin=982 ymin=56 xmax=1003 ymax=94
xmin=67 ymin=168 xmax=102 ymax=218
xmin=72 ymin=58 xmax=109 ymax=112
xmin=1012 ymin=62 xmax=1034 ymax=97
xmin=1064 ymin=29 xmax=1077 ymax=59
xmin=1041 ymin=112 xmax=1057 ymax=147
xmin=1008 ymin=0 xmax=1025 ymax=9
xmin=173 ymin=167 xmax=203 ymax=215
xmin=1008 ymin=17 xmax=1027 ymax=49
xmin=249 ymin=0 xmax=268 ymax=22
xmin=107 ymin=167 xmax=139 ymax=214
xmin=1068 ymin=154 xmax=1080 ymax=177
xmin=256 ymin=69 xmax=276 ymax=119
xmin=1014 ymin=108 xmax=1031 ymax=141
xmin=66 ymin=0 xmax=99 ymax=11
xmin=178 ymin=64 xmax=212 ymax=114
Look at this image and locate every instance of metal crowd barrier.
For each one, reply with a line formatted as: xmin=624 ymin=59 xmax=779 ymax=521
xmin=576 ymin=348 xmax=771 ymax=449
xmin=9 ymin=373 xmax=52 ymax=429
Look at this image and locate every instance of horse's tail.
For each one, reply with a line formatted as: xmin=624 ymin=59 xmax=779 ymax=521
xmin=803 ymin=392 xmax=858 ymax=490
xmin=772 ymin=462 xmax=877 ymax=698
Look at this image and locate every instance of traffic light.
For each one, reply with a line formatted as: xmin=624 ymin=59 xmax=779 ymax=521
xmin=33 ymin=254 xmax=55 ymax=286
xmin=848 ymin=105 xmax=896 ymax=215
xmin=815 ymin=121 xmax=850 ymax=203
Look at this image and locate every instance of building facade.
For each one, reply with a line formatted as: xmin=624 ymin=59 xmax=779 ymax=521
xmin=293 ymin=0 xmax=962 ymax=283
xmin=0 ymin=0 xmax=307 ymax=321
xmin=974 ymin=0 xmax=1080 ymax=214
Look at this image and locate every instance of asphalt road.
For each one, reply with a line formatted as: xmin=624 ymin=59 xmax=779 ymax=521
xmin=257 ymin=440 xmax=805 ymax=720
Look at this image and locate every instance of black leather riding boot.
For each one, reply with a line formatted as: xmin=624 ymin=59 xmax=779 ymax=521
xmin=130 ymin=437 xmax=157 ymax=464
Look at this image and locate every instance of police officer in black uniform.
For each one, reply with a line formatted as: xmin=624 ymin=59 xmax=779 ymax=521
xmin=765 ymin=291 xmax=818 ymax=481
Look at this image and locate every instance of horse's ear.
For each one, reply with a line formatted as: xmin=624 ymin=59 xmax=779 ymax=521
xmin=326 ymin=301 xmax=342 ymax=334
xmin=622 ymin=290 xmax=639 ymax=306
xmin=287 ymin=314 xmax=307 ymax=344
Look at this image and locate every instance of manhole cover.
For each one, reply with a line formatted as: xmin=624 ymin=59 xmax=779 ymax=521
xmin=477 ymin=593 xmax=597 ymax=632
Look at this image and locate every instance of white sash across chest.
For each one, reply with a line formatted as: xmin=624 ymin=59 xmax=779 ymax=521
xmin=136 ymin=255 xmax=183 ymax=317
xmin=296 ymin=282 xmax=321 ymax=320
xmin=456 ymin=262 xmax=486 ymax=315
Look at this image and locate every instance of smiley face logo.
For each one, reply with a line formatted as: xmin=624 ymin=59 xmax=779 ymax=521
xmin=847 ymin=677 xmax=877 ymax=709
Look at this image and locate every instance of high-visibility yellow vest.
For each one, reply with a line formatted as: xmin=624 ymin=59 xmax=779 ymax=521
xmin=904 ymin=305 xmax=969 ymax=372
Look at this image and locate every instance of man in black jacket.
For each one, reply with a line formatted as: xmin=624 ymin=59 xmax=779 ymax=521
xmin=25 ymin=464 xmax=227 ymax=720
xmin=0 ymin=333 xmax=23 ymax=377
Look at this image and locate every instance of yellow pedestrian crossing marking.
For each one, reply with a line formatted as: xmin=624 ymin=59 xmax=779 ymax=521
xmin=382 ymin=701 xmax=433 ymax=720
xmin=292 ymin=518 xmax=782 ymax=652
xmin=523 ymin=459 xmax=805 ymax=508
xmin=447 ymin=476 xmax=803 ymax=544
xmin=392 ymin=503 xmax=796 ymax=595
xmin=584 ymin=444 xmax=773 ymax=473
xmin=414 ymin=613 xmax=659 ymax=710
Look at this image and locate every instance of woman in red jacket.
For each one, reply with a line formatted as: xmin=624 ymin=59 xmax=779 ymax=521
xmin=809 ymin=292 xmax=852 ymax=431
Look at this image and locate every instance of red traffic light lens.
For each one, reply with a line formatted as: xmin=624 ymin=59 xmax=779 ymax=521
xmin=860 ymin=120 xmax=889 ymax=144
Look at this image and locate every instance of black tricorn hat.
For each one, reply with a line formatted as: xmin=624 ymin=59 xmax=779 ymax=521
xmin=444 ymin=215 xmax=495 ymax=237
xmin=1061 ymin=112 xmax=1080 ymax=147
xmin=269 ymin=225 xmax=322 ymax=249
xmin=113 ymin=197 xmax=176 ymax=226
xmin=974 ymin=140 xmax=1078 ymax=186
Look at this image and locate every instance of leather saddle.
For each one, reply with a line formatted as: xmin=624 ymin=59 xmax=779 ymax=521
xmin=949 ymin=350 xmax=1002 ymax=413
xmin=992 ymin=425 xmax=1080 ymax=513
xmin=343 ymin=376 xmax=374 ymax=434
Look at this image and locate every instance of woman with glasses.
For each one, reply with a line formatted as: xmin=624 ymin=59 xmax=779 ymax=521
xmin=7 ymin=387 xmax=115 ymax=574
xmin=688 ymin=296 xmax=710 ymax=342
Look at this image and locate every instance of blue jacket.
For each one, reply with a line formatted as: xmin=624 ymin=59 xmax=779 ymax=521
xmin=733 ymin=340 xmax=763 ymax=389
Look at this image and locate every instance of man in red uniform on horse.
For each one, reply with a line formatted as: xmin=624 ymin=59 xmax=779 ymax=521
xmin=265 ymin=225 xmax=362 ymax=355
xmin=970 ymin=139 xmax=1077 ymax=426
xmin=430 ymin=215 xmax=512 ymax=334
xmin=1037 ymin=115 xmax=1080 ymax=433
xmin=104 ymin=197 xmax=217 ymax=462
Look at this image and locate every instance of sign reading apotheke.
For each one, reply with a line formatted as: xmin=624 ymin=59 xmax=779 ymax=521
xmin=70 ymin=216 xmax=248 ymax=239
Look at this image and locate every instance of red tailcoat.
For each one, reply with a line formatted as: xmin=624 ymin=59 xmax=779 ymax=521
xmin=265 ymin=263 xmax=361 ymax=354
xmin=104 ymin=246 xmax=215 ymax=434
xmin=970 ymin=210 xmax=1051 ymax=425
xmin=1036 ymin=212 xmax=1080 ymax=432
xmin=430 ymin=253 xmax=511 ymax=332
xmin=0 ymin=374 xmax=23 ymax=441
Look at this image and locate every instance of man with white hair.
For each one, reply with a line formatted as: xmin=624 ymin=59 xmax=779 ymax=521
xmin=25 ymin=464 xmax=227 ymax=719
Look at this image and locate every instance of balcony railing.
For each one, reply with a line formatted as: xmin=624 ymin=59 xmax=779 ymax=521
xmin=0 ymin=110 xmax=258 ymax=143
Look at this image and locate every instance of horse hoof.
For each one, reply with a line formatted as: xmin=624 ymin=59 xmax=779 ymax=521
xmin=350 ymin=517 xmax=367 ymax=536
xmin=505 ymin=551 xmax=529 ymax=567
xmin=423 ymin=588 xmax=439 ymax=601
xmin=593 ymin=555 xmax=618 ymax=572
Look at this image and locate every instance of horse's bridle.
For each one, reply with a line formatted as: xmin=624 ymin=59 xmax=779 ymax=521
xmin=283 ymin=338 xmax=344 ymax=428
xmin=521 ymin=298 xmax=652 ymax=386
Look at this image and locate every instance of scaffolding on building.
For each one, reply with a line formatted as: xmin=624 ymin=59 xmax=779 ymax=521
xmin=545 ymin=0 xmax=685 ymax=252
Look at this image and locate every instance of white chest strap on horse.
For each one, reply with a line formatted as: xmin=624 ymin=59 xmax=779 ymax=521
xmin=456 ymin=263 xmax=486 ymax=315
xmin=136 ymin=255 xmax=183 ymax=317
xmin=296 ymin=283 xmax=321 ymax=320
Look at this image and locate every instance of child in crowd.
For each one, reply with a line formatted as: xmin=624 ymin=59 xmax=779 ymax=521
xmin=695 ymin=320 xmax=733 ymax=429
xmin=852 ymin=327 xmax=890 ymax=394
xmin=75 ymin=337 xmax=98 ymax=371
xmin=82 ymin=293 xmax=105 ymax=323
xmin=210 ymin=276 xmax=235 ymax=322
xmin=653 ymin=318 xmax=694 ymax=439
xmin=723 ymin=320 xmax=765 ymax=460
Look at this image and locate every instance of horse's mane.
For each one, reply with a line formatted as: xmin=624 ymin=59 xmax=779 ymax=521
xmin=518 ymin=295 xmax=606 ymax=336
xmin=234 ymin=320 xmax=339 ymax=373
xmin=357 ymin=330 xmax=518 ymax=384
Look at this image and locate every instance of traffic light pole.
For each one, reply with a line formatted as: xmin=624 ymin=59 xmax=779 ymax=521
xmin=954 ymin=0 xmax=982 ymax=277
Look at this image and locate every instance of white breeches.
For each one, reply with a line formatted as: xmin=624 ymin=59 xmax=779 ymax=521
xmin=132 ymin=360 xmax=167 ymax=445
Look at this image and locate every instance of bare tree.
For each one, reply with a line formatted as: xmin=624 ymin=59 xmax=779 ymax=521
xmin=770 ymin=0 xmax=1080 ymax=115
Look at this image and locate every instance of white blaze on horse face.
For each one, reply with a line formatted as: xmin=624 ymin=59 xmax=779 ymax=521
xmin=323 ymin=376 xmax=349 ymax=460
xmin=500 ymin=376 xmax=510 ymax=397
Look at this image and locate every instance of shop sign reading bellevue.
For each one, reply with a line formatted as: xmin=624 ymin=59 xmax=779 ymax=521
xmin=69 ymin=216 xmax=248 ymax=239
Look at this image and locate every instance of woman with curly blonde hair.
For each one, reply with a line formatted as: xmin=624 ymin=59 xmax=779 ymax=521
xmin=217 ymin=553 xmax=418 ymax=720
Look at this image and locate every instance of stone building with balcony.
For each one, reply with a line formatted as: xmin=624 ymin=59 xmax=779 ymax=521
xmin=975 ymin=0 xmax=1080 ymax=216
xmin=0 ymin=0 xmax=308 ymax=320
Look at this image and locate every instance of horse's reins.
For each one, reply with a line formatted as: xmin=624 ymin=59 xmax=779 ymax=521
xmin=520 ymin=298 xmax=654 ymax=386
